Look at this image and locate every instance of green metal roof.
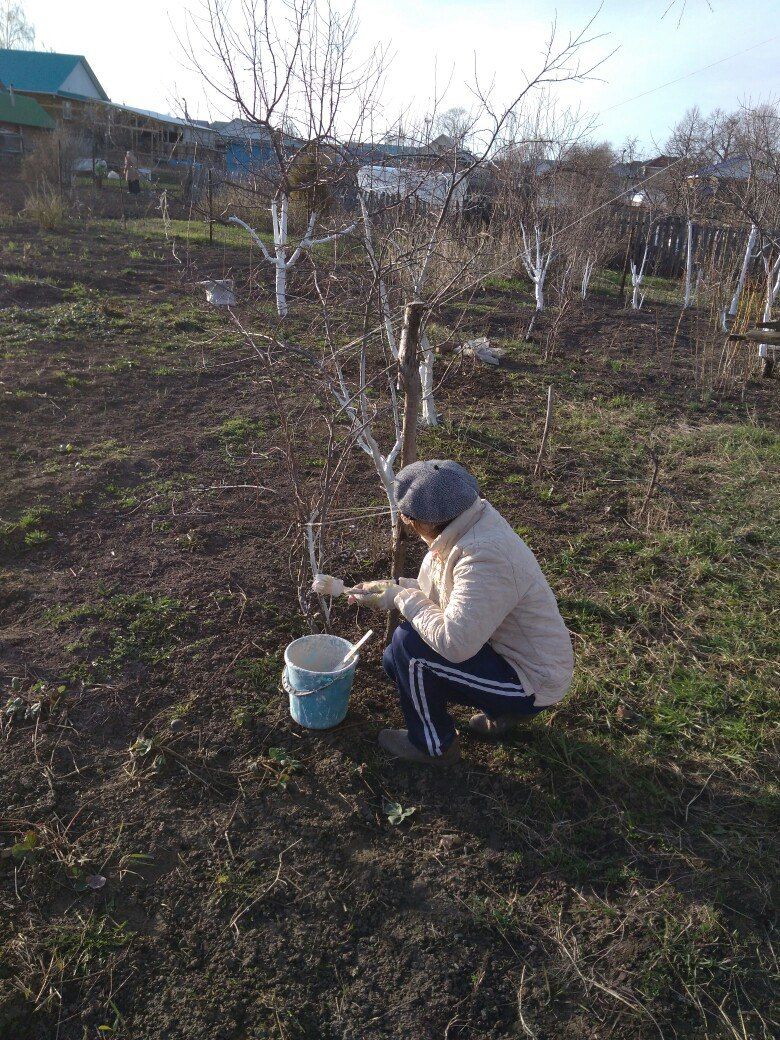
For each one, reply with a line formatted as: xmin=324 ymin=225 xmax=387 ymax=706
xmin=0 ymin=88 xmax=54 ymax=129
xmin=0 ymin=49 xmax=109 ymax=101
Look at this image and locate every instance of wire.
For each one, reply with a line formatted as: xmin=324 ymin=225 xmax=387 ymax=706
xmin=415 ymin=29 xmax=780 ymax=316
xmin=600 ymin=33 xmax=780 ymax=115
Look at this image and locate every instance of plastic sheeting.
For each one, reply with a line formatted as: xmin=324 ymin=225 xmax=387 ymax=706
xmin=357 ymin=165 xmax=468 ymax=210
xmin=199 ymin=279 xmax=236 ymax=306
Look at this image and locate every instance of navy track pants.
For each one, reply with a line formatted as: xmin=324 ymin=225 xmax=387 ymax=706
xmin=382 ymin=621 xmax=545 ymax=757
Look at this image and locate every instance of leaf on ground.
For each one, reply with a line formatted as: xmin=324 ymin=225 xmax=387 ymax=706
xmin=383 ymin=799 xmax=416 ymax=825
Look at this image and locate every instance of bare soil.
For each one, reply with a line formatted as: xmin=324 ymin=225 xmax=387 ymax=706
xmin=1 ymin=221 xmax=778 ymax=1040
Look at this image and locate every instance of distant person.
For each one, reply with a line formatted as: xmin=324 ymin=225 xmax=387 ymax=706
xmin=124 ymin=150 xmax=140 ymax=195
xmin=321 ymin=460 xmax=574 ymax=765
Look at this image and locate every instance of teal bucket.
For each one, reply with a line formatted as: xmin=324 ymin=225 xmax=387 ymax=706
xmin=283 ymin=634 xmax=357 ymax=729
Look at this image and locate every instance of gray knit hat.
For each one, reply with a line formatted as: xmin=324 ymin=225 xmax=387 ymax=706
xmin=394 ymin=459 xmax=479 ymax=524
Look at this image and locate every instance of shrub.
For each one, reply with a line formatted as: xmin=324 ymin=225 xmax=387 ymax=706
xmin=23 ymin=188 xmax=69 ymax=229
xmin=20 ymin=128 xmax=85 ymax=193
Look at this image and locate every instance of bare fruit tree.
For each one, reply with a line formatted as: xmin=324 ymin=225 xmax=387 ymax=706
xmin=491 ymin=101 xmax=597 ymax=336
xmin=705 ymin=102 xmax=780 ymax=369
xmin=182 ymin=0 xmax=387 ymax=317
xmin=184 ymin=0 xmax=608 ymax=605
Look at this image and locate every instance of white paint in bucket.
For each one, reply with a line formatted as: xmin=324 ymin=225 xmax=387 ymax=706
xmin=285 ymin=635 xmax=355 ymax=675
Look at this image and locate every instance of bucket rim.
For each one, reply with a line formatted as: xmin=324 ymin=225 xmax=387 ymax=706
xmin=284 ymin=634 xmax=357 ymax=677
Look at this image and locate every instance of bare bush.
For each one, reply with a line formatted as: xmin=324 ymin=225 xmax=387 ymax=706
xmin=22 ymin=186 xmax=69 ymax=229
xmin=20 ymin=128 xmax=84 ymax=194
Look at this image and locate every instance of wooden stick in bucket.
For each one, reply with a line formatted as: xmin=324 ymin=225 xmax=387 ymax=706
xmin=336 ymin=629 xmax=374 ymax=670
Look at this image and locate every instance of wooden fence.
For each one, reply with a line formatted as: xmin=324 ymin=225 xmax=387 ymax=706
xmin=609 ymin=208 xmax=756 ymax=279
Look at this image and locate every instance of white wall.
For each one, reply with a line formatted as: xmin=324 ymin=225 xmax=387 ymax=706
xmin=60 ymin=62 xmax=104 ymax=101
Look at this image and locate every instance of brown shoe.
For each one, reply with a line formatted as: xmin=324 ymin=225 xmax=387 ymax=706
xmin=468 ymin=712 xmax=532 ymax=740
xmin=378 ymin=728 xmax=461 ymax=765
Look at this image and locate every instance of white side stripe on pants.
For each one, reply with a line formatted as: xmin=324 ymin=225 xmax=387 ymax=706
xmin=408 ymin=660 xmax=442 ymax=756
xmin=410 ymin=659 xmax=527 ymax=697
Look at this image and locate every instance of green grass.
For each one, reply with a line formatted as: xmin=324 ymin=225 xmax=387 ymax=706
xmin=535 ymin=421 xmax=778 ymax=893
xmin=119 ymin=217 xmax=271 ymax=251
xmin=217 ymin=415 xmax=272 ymax=452
xmin=1 ymin=506 xmax=54 ymax=551
xmin=591 ymin=265 xmax=682 ymax=305
xmin=48 ymin=592 xmax=190 ymax=682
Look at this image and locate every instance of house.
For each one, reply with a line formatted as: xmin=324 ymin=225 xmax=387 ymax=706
xmin=611 ymin=155 xmax=679 ymax=208
xmin=347 ymin=132 xmax=474 ymax=169
xmin=210 ymin=120 xmax=302 ymax=177
xmin=99 ymin=104 xmax=217 ymax=170
xmin=0 ymin=48 xmax=217 ymax=170
xmin=346 ymin=133 xmax=476 ymax=212
xmin=0 ymin=48 xmax=108 ymax=127
xmin=0 ymin=86 xmax=54 ymax=157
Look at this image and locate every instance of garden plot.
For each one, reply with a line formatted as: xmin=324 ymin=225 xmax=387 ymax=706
xmin=0 ymin=220 xmax=778 ymax=1040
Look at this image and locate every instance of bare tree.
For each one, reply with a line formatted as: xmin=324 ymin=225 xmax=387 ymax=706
xmin=356 ymin=17 xmax=607 ymax=416
xmin=664 ymin=109 xmax=709 ymax=308
xmin=0 ymin=0 xmax=35 ymax=49
xmin=629 ymin=222 xmax=654 ymax=310
xmin=182 ymin=0 xmax=387 ymax=317
xmin=492 ymin=101 xmax=594 ymax=336
xmin=184 ymin=1 xmax=608 ymax=607
xmin=706 ymin=102 xmax=780 ymax=368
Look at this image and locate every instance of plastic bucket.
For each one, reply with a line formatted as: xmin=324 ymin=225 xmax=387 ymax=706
xmin=283 ymin=634 xmax=357 ymax=729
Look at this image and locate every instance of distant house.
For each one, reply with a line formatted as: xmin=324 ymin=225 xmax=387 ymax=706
xmin=348 ymin=133 xmax=474 ymax=169
xmin=347 ymin=133 xmax=475 ymax=211
xmin=0 ymin=86 xmax=54 ymax=157
xmin=686 ymin=154 xmax=776 ymax=200
xmin=691 ymin=155 xmax=754 ymax=183
xmin=0 ymin=48 xmax=216 ymax=169
xmin=611 ymin=154 xmax=679 ymax=208
xmin=0 ymin=48 xmax=109 ymax=126
xmin=211 ymin=120 xmax=302 ymax=177
xmin=104 ymin=104 xmax=217 ymax=167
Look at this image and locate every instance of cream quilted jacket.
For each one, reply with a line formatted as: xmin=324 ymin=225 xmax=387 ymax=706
xmin=395 ymin=499 xmax=574 ymax=706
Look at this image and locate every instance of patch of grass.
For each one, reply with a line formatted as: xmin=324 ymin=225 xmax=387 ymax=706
xmin=235 ymin=653 xmax=280 ymax=690
xmin=217 ymin=415 xmax=273 ymax=454
xmin=591 ymin=265 xmax=682 ymax=305
xmin=1 ymin=506 xmax=53 ymax=551
xmin=50 ymin=592 xmax=190 ymax=682
xmin=482 ymin=275 xmax=533 ymax=295
xmin=120 ymin=217 xmax=270 ymax=251
xmin=104 ymin=483 xmax=139 ymax=509
xmin=4 ymin=911 xmax=133 ymax=1023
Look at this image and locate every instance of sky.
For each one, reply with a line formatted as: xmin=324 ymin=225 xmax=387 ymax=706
xmin=21 ymin=0 xmax=780 ymax=153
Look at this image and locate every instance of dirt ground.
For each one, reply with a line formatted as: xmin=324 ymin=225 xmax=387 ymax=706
xmin=1 ymin=220 xmax=778 ymax=1040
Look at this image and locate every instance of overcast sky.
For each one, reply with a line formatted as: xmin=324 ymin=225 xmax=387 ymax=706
xmin=23 ymin=0 xmax=780 ymax=152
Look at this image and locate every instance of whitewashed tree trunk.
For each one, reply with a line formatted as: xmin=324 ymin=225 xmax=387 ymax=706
xmin=630 ymin=234 xmax=652 ymax=311
xmin=419 ymin=331 xmax=438 ymax=426
xmin=520 ymin=223 xmax=554 ymax=337
xmin=580 ymin=255 xmax=596 ymax=299
xmin=231 ymin=200 xmax=355 ymax=318
xmin=762 ymin=252 xmax=780 ymax=322
xmin=723 ymin=223 xmax=758 ymax=330
xmin=683 ymin=219 xmax=694 ymax=309
xmin=359 ymin=193 xmax=439 ymax=425
xmin=759 ymin=250 xmax=780 ymax=368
